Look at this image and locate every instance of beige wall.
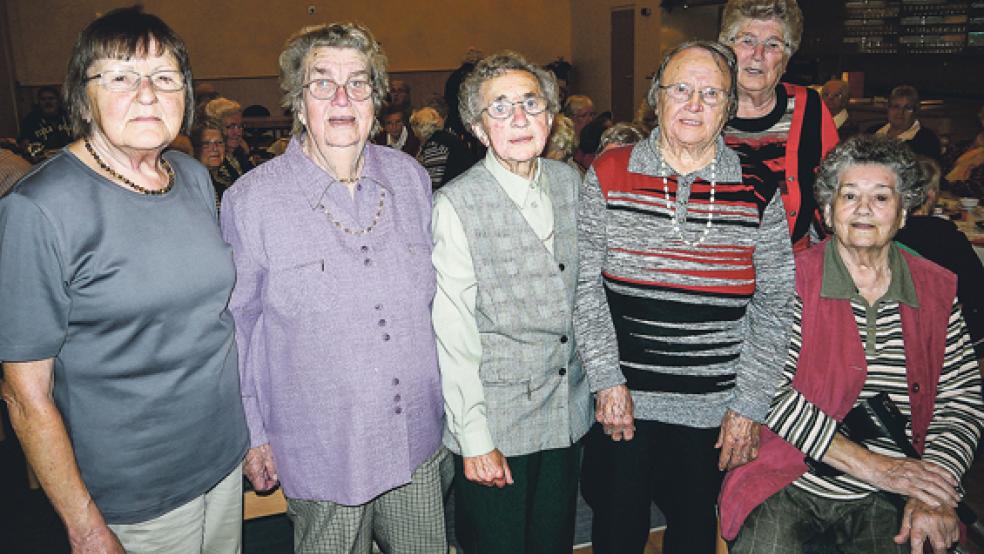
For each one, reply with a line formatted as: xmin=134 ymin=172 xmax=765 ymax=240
xmin=570 ymin=1 xmax=721 ymax=119
xmin=4 ymin=0 xmax=571 ymax=127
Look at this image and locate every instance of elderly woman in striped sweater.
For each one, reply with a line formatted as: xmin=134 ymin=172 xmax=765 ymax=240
xmin=574 ymin=40 xmax=795 ymax=554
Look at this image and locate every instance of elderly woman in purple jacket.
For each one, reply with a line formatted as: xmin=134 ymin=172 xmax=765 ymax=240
xmin=220 ymin=22 xmax=447 ymax=553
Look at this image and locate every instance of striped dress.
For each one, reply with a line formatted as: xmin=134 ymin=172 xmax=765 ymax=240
xmin=575 ymin=133 xmax=795 ymax=428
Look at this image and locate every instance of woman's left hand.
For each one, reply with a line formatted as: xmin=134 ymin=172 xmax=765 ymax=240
xmin=894 ymin=498 xmax=959 ymax=554
xmin=716 ymin=409 xmax=760 ymax=470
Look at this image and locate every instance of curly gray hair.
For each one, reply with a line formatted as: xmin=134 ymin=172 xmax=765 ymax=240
xmin=814 ymin=135 xmax=926 ymax=216
xmin=718 ymin=0 xmax=804 ymax=57
xmin=458 ymin=51 xmax=560 ymax=136
xmin=646 ymin=40 xmax=739 ymax=120
xmin=278 ymin=22 xmax=388 ymax=136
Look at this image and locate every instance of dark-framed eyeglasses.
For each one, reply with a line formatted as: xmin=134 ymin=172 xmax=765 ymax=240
xmin=84 ymin=69 xmax=185 ymax=92
xmin=303 ymin=77 xmax=374 ymax=101
xmin=483 ymin=96 xmax=549 ymax=120
xmin=658 ymin=83 xmax=728 ymax=107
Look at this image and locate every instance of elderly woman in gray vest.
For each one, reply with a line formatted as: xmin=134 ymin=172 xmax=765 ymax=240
xmin=221 ymin=22 xmax=448 ymax=553
xmin=431 ymin=51 xmax=592 ymax=553
xmin=574 ymin=41 xmax=795 ymax=553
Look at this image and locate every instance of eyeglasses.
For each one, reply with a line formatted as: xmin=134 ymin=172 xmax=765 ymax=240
xmin=483 ymin=96 xmax=549 ymax=120
xmin=658 ymin=83 xmax=728 ymax=107
xmin=85 ymin=69 xmax=185 ymax=92
xmin=303 ymin=77 xmax=373 ymax=101
xmin=730 ymin=34 xmax=787 ymax=55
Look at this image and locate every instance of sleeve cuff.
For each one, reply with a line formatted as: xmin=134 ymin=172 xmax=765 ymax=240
xmin=587 ymin=369 xmax=626 ymax=394
xmin=729 ymin=395 xmax=771 ymax=424
xmin=242 ymin=397 xmax=268 ymax=447
xmin=457 ymin=426 xmax=496 ymax=457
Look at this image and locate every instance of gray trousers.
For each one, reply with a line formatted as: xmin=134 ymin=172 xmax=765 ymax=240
xmin=286 ymin=447 xmax=451 ymax=554
xmin=731 ymin=484 xmax=909 ymax=554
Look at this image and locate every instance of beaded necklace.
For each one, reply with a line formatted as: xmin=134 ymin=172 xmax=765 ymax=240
xmin=660 ymin=156 xmax=716 ymax=247
xmin=84 ymin=138 xmax=174 ymax=195
xmin=319 ymin=179 xmax=386 ymax=235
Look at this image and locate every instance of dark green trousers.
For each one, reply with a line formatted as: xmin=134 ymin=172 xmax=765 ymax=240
xmin=453 ymin=444 xmax=581 ymax=554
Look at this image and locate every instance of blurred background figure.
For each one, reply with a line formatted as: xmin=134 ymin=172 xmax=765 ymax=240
xmin=895 ymin=157 xmax=984 ymax=363
xmin=205 ymin=96 xmax=254 ymax=181
xmin=868 ymin=85 xmax=942 ymax=164
xmin=573 ymin=111 xmax=612 ymax=171
xmin=943 ymin=103 xmax=984 ymax=198
xmin=633 ymin=98 xmax=657 ymax=135
xmin=388 ymin=78 xmax=411 ymax=114
xmin=0 ymin=138 xmax=32 ymax=197
xmin=821 ymin=79 xmax=858 ymax=140
xmin=374 ymin=103 xmax=420 ymax=157
xmin=542 ymin=113 xmax=581 ymax=173
xmin=18 ymin=86 xmax=72 ymax=162
xmin=563 ymin=94 xmax=596 ymax=141
xmin=410 ymin=106 xmax=470 ymax=190
xmin=190 ymin=122 xmax=228 ymax=208
xmin=597 ymin=122 xmax=646 ymax=155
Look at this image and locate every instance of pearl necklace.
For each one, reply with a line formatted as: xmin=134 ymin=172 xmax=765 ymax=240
xmin=84 ymin=138 xmax=174 ymax=195
xmin=660 ymin=157 xmax=716 ymax=247
xmin=319 ymin=179 xmax=386 ymax=235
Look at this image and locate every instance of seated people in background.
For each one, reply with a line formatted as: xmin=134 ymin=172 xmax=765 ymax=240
xmin=822 ymin=79 xmax=859 ymax=140
xmin=193 ymin=82 xmax=219 ymax=119
xmin=563 ymin=94 xmax=595 ymax=140
xmin=204 ymin=97 xmax=254 ymax=180
xmin=895 ymin=157 xmax=984 ymax=362
xmin=432 ymin=51 xmax=592 ymax=553
xmin=720 ymin=135 xmax=984 ymax=554
xmin=190 ymin=123 xmax=228 ymax=208
xmin=943 ymin=103 xmax=984 ymax=198
xmin=373 ymin=103 xmax=420 ymax=157
xmin=542 ymin=113 xmax=581 ymax=173
xmin=18 ymin=86 xmax=72 ymax=161
xmin=388 ymin=78 xmax=411 ymax=114
xmin=410 ymin=106 xmax=470 ymax=190
xmin=0 ymin=139 xmax=32 ymax=197
xmin=596 ymin=122 xmax=646 ymax=155
xmin=633 ymin=98 xmax=657 ymax=135
xmin=573 ymin=112 xmax=612 ymax=171
xmin=868 ymin=85 xmax=942 ymax=164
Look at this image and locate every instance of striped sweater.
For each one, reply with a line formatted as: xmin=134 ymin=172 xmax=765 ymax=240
xmin=574 ymin=134 xmax=795 ymax=428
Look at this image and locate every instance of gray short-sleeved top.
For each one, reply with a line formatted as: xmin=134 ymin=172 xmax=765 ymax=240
xmin=0 ymin=149 xmax=248 ymax=524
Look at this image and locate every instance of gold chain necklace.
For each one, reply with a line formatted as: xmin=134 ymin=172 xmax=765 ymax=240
xmin=84 ymin=138 xmax=174 ymax=196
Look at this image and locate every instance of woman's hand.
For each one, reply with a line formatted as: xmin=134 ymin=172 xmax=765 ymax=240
xmin=243 ymin=444 xmax=279 ymax=492
xmin=463 ymin=449 xmax=513 ymax=488
xmin=69 ymin=525 xmax=124 ymax=554
xmin=864 ymin=456 xmax=961 ymax=509
xmin=595 ymin=385 xmax=635 ymax=441
xmin=894 ymin=498 xmax=960 ymax=554
xmin=716 ymin=409 xmax=760 ymax=470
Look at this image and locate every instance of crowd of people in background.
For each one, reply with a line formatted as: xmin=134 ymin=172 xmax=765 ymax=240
xmin=0 ymin=1 xmax=982 ymax=554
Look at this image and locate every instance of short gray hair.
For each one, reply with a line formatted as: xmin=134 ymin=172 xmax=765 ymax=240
xmin=598 ymin=123 xmax=646 ymax=153
xmin=278 ymin=22 xmax=388 ymax=136
xmin=888 ymin=85 xmax=920 ymax=112
xmin=814 ymin=135 xmax=926 ymax=215
xmin=718 ymin=0 xmax=804 ymax=56
xmin=458 ymin=51 xmax=560 ymax=135
xmin=203 ymin=97 xmax=242 ymax=124
xmin=647 ymin=40 xmax=738 ymax=120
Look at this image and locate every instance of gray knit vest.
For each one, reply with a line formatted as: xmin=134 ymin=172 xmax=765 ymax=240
xmin=438 ymin=159 xmax=593 ymax=456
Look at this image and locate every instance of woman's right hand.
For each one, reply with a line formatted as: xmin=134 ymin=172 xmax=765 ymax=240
xmin=595 ymin=384 xmax=635 ymax=441
xmin=243 ymin=444 xmax=279 ymax=492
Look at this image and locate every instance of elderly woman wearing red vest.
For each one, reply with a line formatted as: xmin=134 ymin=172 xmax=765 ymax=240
xmin=720 ymin=135 xmax=984 ymax=553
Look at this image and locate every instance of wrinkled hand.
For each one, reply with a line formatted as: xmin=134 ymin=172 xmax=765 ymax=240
xmin=69 ymin=524 xmax=124 ymax=554
xmin=716 ymin=410 xmax=760 ymax=471
xmin=894 ymin=498 xmax=959 ymax=554
xmin=463 ymin=449 xmax=513 ymax=488
xmin=595 ymin=384 xmax=635 ymax=441
xmin=243 ymin=444 xmax=279 ymax=492
xmin=865 ymin=456 xmax=960 ymax=509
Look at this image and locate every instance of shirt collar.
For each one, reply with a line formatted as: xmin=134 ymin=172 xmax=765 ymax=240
xmin=820 ymin=240 xmax=919 ymax=307
xmin=875 ymin=119 xmax=921 ymax=142
xmin=386 ymin=126 xmax=408 ymax=149
xmin=483 ymin=148 xmax=545 ymax=208
xmin=628 ymin=128 xmax=741 ymax=183
xmin=287 ymin=135 xmax=395 ymax=196
xmin=833 ymin=110 xmax=849 ymax=129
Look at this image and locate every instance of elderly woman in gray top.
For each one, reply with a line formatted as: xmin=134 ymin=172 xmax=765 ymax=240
xmin=575 ymin=40 xmax=794 ymax=553
xmin=0 ymin=7 xmax=247 ymax=553
xmin=221 ymin=22 xmax=447 ymax=553
xmin=431 ymin=51 xmax=592 ymax=553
